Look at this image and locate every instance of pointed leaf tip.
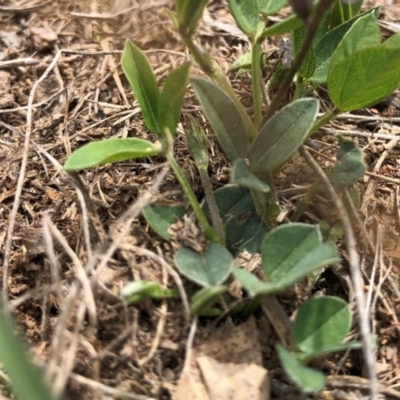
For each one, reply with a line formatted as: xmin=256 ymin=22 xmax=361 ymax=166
xmin=122 ymin=40 xmax=160 ymax=133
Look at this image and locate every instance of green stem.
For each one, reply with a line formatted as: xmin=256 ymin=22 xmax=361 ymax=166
xmin=293 ymin=76 xmax=305 ymax=100
xmin=181 ymin=34 xmax=257 ymax=139
xmin=186 ymin=118 xmax=226 ymax=244
xmin=307 ymin=108 xmax=340 ymax=138
xmin=198 ymin=168 xmax=225 ymax=244
xmin=167 ymin=153 xmax=221 ymax=243
xmin=260 ymin=14 xmax=303 ymax=41
xmin=250 ymin=171 xmax=279 ymax=228
xmin=261 ymin=0 xmax=335 ymax=125
xmin=251 ymin=41 xmax=263 ymax=129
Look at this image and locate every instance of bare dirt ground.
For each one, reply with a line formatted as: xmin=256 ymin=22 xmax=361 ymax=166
xmin=1 ymin=0 xmax=400 ymax=399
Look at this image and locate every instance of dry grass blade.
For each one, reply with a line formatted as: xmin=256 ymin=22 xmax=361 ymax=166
xmin=300 ymin=146 xmax=379 ymax=400
xmin=0 ymin=1 xmax=52 ymax=14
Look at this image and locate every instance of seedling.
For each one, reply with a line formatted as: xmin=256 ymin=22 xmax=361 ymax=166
xmin=63 ymin=0 xmax=394 ymax=393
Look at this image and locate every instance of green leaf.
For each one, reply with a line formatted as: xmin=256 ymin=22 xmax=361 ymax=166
xmin=0 ymin=309 xmax=62 ymax=400
xmin=175 ymin=243 xmax=233 ymax=287
xmin=331 ymin=0 xmax=363 ymax=27
xmin=328 ymin=45 xmax=400 ymax=111
xmin=229 ymin=52 xmax=252 ymax=72
xmin=327 ymin=136 xmax=366 ymax=189
xmin=122 ymin=40 xmax=160 ymax=133
xmin=257 ymin=0 xmax=287 ymax=15
xmin=186 ymin=118 xmax=209 ymax=168
xmin=312 ymin=7 xmax=380 ymax=83
xmin=159 ymin=63 xmax=190 ymax=136
xmin=225 ymin=213 xmax=268 ymax=255
xmin=249 ymin=99 xmax=318 ymax=173
xmin=289 ymin=8 xmax=331 ymax=78
xmin=261 ymin=223 xmax=339 ymax=287
xmin=382 ymin=32 xmax=400 ymax=48
xmin=234 ymin=224 xmax=339 ymax=297
xmin=313 ymin=9 xmax=334 ymax=48
xmin=191 ymin=78 xmax=249 ymax=162
xmin=228 ymin=0 xmax=259 ymax=36
xmin=232 ymin=267 xmax=268 ymax=297
xmin=175 ymin=0 xmax=208 ymax=36
xmin=64 ymin=138 xmax=161 ymax=171
xmin=230 ymin=51 xmax=267 ymax=73
xmin=277 ymin=346 xmax=326 ymax=393
xmin=329 ymin=13 xmax=381 ymax=73
xmin=297 ymin=341 xmax=363 ymax=362
xmin=231 ymin=159 xmax=270 ymax=193
xmin=292 ymin=26 xmax=315 ymax=79
xmin=120 ymin=281 xmax=178 ymax=304
xmin=190 ymin=286 xmax=227 ymax=316
xmin=142 ymin=204 xmax=186 ymax=241
xmin=292 ymin=296 xmax=352 ymax=354
xmin=206 ymin=185 xmax=268 ymax=255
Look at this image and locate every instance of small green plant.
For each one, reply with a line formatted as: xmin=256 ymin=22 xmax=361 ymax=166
xmin=63 ymin=0 xmax=392 ymax=394
xmin=277 ymin=296 xmax=363 ymax=393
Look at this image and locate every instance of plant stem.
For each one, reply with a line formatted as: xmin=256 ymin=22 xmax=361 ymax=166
xmin=308 ymin=108 xmax=341 ymax=138
xmin=260 ymin=14 xmax=303 ymax=41
xmin=293 ymin=76 xmax=305 ymax=100
xmin=251 ymin=41 xmax=263 ymax=129
xmin=185 ymin=118 xmax=226 ymax=244
xmin=167 ymin=153 xmax=221 ymax=243
xmin=250 ymin=170 xmax=279 ymax=228
xmin=198 ymin=168 xmax=225 ymax=243
xmin=261 ymin=0 xmax=335 ymax=125
xmin=181 ymin=34 xmax=257 ymax=139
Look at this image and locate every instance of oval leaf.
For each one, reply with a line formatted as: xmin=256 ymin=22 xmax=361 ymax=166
xmin=122 ymin=40 xmax=160 ymax=133
xmin=205 ymin=185 xmax=268 ymax=255
xmin=143 ymin=204 xmax=186 ymax=241
xmin=228 ymin=0 xmax=259 ymax=35
xmin=261 ymin=223 xmax=339 ymax=286
xmin=312 ymin=7 xmax=380 ymax=83
xmin=191 ymin=78 xmax=249 ymax=162
xmin=249 ymin=98 xmax=318 ymax=173
xmin=277 ymin=346 xmax=326 ymax=393
xmin=64 ymin=138 xmax=161 ymax=171
xmin=328 ymin=45 xmax=400 ymax=111
xmin=159 ymin=63 xmax=190 ymax=136
xmin=293 ymin=296 xmax=352 ymax=354
xmin=175 ymin=243 xmax=233 ymax=287
xmin=329 ymin=13 xmax=381 ymax=73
